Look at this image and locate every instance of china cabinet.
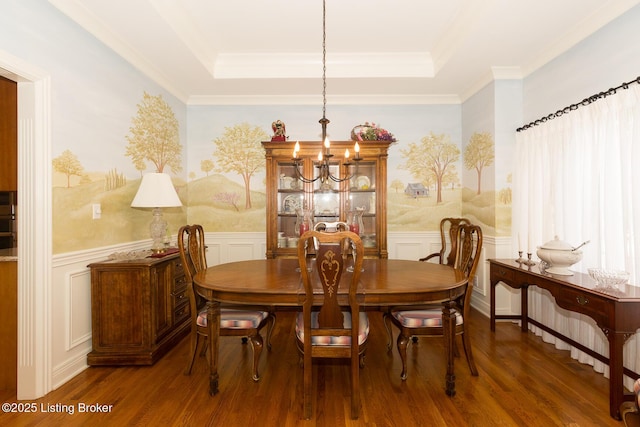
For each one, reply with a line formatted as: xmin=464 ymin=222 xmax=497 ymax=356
xmin=263 ymin=140 xmax=391 ymax=259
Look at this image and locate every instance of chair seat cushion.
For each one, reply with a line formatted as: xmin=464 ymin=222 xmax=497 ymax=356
xmin=391 ymin=306 xmax=463 ymax=328
xmin=196 ymin=308 xmax=269 ymax=329
xmin=295 ymin=311 xmax=369 ymax=346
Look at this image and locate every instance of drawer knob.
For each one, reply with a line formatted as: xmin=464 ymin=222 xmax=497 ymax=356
xmin=576 ymin=295 xmax=589 ymax=305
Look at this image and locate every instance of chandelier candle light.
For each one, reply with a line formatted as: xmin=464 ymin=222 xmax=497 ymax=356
xmin=131 ymin=172 xmax=182 ymax=254
xmin=290 ymin=0 xmax=362 ymax=186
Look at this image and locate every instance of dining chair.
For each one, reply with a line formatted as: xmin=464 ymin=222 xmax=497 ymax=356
xmin=621 ymin=378 xmax=640 ymax=427
xmin=178 ymin=224 xmax=275 ymax=381
xmin=383 ymin=223 xmax=482 ymax=379
xmin=313 ymin=220 xmax=348 ymax=232
xmin=420 ymin=217 xmax=471 ymax=265
xmin=295 ymin=230 xmax=368 ymax=420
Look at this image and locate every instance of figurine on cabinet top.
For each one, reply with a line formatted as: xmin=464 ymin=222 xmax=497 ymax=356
xmin=271 ymin=120 xmax=287 ymax=141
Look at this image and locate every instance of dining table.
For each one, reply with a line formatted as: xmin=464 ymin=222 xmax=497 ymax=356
xmin=193 ymin=257 xmax=468 ymax=397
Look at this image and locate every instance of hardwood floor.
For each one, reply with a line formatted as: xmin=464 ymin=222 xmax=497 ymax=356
xmin=0 ymin=309 xmax=628 ymax=426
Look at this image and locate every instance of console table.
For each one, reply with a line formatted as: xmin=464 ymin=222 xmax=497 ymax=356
xmin=489 ymin=259 xmax=640 ymax=419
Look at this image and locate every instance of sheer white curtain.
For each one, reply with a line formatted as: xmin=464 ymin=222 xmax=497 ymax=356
xmin=512 ymin=84 xmax=640 ymax=388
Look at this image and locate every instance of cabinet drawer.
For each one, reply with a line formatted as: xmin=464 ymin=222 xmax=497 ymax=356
xmin=491 ymin=266 xmax=515 ymax=282
xmin=174 ymin=300 xmax=190 ymax=324
xmin=172 ymin=286 xmax=188 ymax=307
xmin=555 ymin=288 xmax=609 ymax=322
xmin=173 ymin=274 xmax=187 ymax=292
xmin=173 ymin=259 xmax=184 ymax=277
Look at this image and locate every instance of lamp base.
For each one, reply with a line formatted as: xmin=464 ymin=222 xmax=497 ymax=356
xmin=149 ymin=207 xmax=168 ymax=254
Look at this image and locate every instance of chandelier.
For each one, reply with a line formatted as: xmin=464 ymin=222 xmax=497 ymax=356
xmin=292 ymin=0 xmax=361 ymax=186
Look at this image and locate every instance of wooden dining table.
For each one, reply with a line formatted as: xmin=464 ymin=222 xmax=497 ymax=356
xmin=193 ymin=257 xmax=468 ymax=397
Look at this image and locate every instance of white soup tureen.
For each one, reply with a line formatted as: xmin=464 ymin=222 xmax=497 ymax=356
xmin=536 ymin=236 xmax=585 ymax=276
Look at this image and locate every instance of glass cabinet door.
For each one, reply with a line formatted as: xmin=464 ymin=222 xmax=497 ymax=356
xmin=276 ymin=162 xmax=304 ymax=250
xmin=348 ymin=161 xmax=377 ymax=249
xmin=312 ymin=161 xmax=340 ymax=225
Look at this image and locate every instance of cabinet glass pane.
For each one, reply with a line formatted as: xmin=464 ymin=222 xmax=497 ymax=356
xmin=349 ymin=162 xmax=375 ymax=191
xmin=313 ymin=191 xmax=340 ymax=223
xmin=277 ymin=163 xmax=302 ymax=191
xmin=313 ymin=162 xmax=340 ymax=192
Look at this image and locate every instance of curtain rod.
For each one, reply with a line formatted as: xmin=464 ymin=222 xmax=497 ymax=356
xmin=516 ymin=76 xmax=640 ymax=132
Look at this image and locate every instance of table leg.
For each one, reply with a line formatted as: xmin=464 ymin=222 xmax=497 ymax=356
xmin=490 ymin=280 xmax=496 ymax=331
xmin=520 ymin=284 xmax=529 ymax=332
xmin=607 ymin=330 xmax=626 ymax=420
xmin=443 ymin=300 xmax=456 ymax=397
xmin=207 ymin=300 xmax=221 ymax=396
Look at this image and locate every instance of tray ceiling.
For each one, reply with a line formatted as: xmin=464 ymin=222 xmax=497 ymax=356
xmin=49 ymin=0 xmax=640 ymax=104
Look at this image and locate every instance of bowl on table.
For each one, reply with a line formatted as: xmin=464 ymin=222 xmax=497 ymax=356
xmin=588 ymin=268 xmax=630 ymax=289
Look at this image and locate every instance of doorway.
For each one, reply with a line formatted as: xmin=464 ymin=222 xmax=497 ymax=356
xmin=0 ymin=55 xmax=52 ymax=399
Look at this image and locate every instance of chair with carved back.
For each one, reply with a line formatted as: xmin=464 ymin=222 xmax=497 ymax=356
xmin=420 ymin=217 xmax=472 ymax=265
xmin=295 ymin=230 xmax=368 ymax=420
xmin=383 ymin=223 xmax=482 ymax=379
xmin=313 ymin=221 xmax=348 ymax=232
xmin=178 ymin=224 xmax=275 ymax=381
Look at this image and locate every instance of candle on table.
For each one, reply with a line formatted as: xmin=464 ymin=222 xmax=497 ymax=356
xmin=518 ymin=233 xmax=521 ymax=252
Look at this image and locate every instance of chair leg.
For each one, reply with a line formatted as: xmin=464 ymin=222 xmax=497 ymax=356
xmin=303 ymin=352 xmax=313 ymax=420
xmin=383 ymin=312 xmax=394 ymax=351
xmin=184 ymin=333 xmax=201 ymax=375
xmin=265 ymin=313 xmax=276 ymax=350
xmin=397 ymin=330 xmax=410 ymax=380
xmin=461 ymin=330 xmax=478 ymax=376
xmin=248 ymin=332 xmax=264 ymax=382
xmin=199 ymin=336 xmax=208 ymax=357
xmin=351 ymin=351 xmax=360 ymax=419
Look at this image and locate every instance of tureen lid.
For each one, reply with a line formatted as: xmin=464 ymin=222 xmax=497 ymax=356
xmin=540 ymin=236 xmax=573 ymax=250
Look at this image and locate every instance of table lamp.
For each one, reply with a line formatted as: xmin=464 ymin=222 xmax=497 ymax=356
xmin=131 ymin=172 xmax=182 ymax=253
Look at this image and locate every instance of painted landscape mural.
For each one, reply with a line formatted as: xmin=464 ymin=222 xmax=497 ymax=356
xmin=52 ymin=92 xmax=510 ymax=253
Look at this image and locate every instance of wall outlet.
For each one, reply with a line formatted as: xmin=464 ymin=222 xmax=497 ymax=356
xmin=92 ymin=203 xmax=101 ymax=219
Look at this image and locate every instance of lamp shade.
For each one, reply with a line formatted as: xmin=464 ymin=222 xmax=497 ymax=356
xmin=131 ymin=173 xmax=182 ymax=208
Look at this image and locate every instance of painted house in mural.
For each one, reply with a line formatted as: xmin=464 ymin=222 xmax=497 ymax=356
xmin=405 ymin=183 xmax=429 ymax=198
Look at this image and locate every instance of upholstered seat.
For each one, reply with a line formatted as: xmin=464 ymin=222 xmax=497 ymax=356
xmin=390 ymin=309 xmax=463 ymax=328
xmin=196 ymin=308 xmax=270 ymax=329
xmin=295 ymin=311 xmax=369 ymax=346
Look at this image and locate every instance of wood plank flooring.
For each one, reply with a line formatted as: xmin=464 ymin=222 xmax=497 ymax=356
xmin=0 ymin=309 xmax=629 ymax=426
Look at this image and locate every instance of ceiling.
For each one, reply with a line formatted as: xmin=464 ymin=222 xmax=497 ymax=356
xmin=49 ymin=0 xmax=639 ymax=105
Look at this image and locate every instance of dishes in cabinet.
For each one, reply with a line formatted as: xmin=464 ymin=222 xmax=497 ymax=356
xmin=279 ymin=176 xmax=300 ymax=190
xmin=355 ymin=175 xmax=371 ymax=190
xmin=314 ymin=193 xmax=339 ymax=215
xmin=282 ymin=195 xmax=301 ymax=214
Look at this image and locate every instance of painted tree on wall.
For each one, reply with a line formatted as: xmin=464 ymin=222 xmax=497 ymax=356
xmin=52 ymin=149 xmax=84 ymax=188
xmin=201 ymin=159 xmax=214 ymax=176
xmin=125 ymin=92 xmax=182 ymax=174
xmin=400 ymin=132 xmax=460 ymax=203
xmin=212 ymin=122 xmax=268 ymax=209
xmin=390 ymin=179 xmax=404 ymax=193
xmin=464 ymin=131 xmax=494 ymax=194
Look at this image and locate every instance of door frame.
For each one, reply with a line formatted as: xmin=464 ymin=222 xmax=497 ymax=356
xmin=0 ymin=50 xmax=52 ymax=399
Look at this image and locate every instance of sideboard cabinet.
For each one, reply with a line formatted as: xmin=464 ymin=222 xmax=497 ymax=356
xmin=263 ymin=140 xmax=391 ymax=259
xmin=87 ymin=252 xmax=190 ymax=365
